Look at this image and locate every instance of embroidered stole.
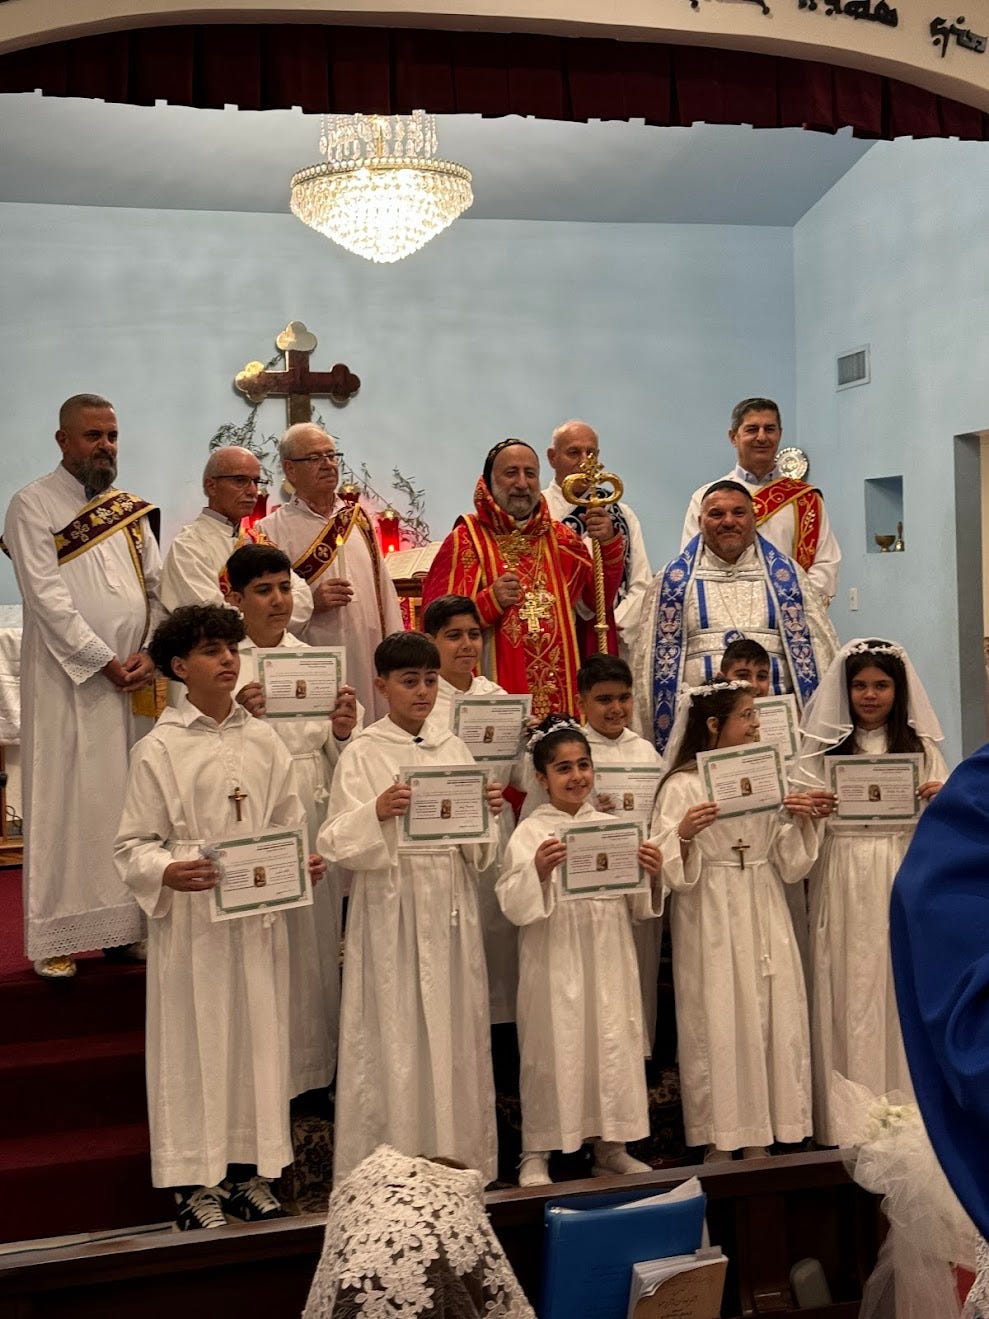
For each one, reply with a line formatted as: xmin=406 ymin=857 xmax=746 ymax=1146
xmin=561 ymin=494 xmax=632 ymax=606
xmin=457 ymin=515 xmax=581 ymax=719
xmin=751 ymin=478 xmax=822 ymax=574
xmin=218 ymin=522 xmax=272 ymax=598
xmin=291 ymin=504 xmax=387 ymax=638
xmin=649 ymin=534 xmax=820 ymax=753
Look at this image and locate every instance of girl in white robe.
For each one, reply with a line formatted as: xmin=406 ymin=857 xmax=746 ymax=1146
xmin=792 ymin=639 xmax=948 ymax=1145
xmin=652 ymin=681 xmax=824 ymax=1161
xmin=319 ymin=631 xmax=502 ymax=1186
xmin=497 ymin=716 xmax=664 ymax=1187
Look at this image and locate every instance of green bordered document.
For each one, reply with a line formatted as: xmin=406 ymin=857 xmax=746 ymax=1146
xmin=398 ymin=764 xmax=491 ymax=847
xmin=754 ymin=694 xmax=800 ymax=762
xmin=558 ymin=819 xmax=647 ymax=900
xmin=827 ymin=753 xmax=923 ymax=820
xmin=592 ymin=766 xmax=663 ymax=827
xmin=256 ymin=647 xmax=346 ymax=719
xmin=450 ymin=693 xmax=532 ymax=762
xmin=696 ymin=742 xmax=785 ymax=819
xmin=210 ymin=825 xmax=311 ymax=923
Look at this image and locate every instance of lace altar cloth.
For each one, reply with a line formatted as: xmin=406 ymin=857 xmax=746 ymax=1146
xmin=303 ymin=1145 xmax=535 ymax=1319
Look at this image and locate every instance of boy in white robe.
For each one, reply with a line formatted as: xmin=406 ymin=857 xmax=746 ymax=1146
xmin=423 ymin=593 xmax=518 ymax=1026
xmin=114 ymin=605 xmax=326 ymax=1231
xmin=225 ymin=543 xmax=361 ymax=1097
xmin=576 ymin=654 xmax=665 ymax=1055
xmin=319 ymin=631 xmax=504 ymax=1185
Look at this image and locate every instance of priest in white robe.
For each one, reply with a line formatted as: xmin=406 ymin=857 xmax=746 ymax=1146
xmin=541 ymin=420 xmax=652 ymax=656
xmin=634 ymin=481 xmax=837 ymax=756
xmin=3 ymin=394 xmax=163 ymax=975
xmin=160 ymin=445 xmax=312 ymax=629
xmin=258 ymin=425 xmax=404 ymax=722
xmin=320 ymin=660 xmax=499 ymax=1185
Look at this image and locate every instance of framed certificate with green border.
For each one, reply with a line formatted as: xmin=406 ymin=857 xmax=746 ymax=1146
xmin=256 ymin=647 xmax=346 ymax=719
xmin=753 ymin=694 xmax=800 ymax=762
xmin=210 ymin=826 xmax=311 ymax=922
xmin=827 ymin=754 xmax=922 ymax=820
xmin=592 ymin=766 xmax=663 ymax=827
xmin=451 ymin=693 xmax=532 ymax=762
xmin=696 ymin=743 xmax=785 ymax=819
xmin=558 ymin=820 xmax=646 ymax=900
xmin=398 ymin=764 xmax=491 ymax=846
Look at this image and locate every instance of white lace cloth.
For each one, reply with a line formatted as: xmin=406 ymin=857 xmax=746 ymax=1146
xmin=303 ymin=1146 xmax=535 ymax=1319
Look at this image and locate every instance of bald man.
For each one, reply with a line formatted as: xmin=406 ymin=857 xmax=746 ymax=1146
xmin=541 ymin=420 xmax=652 ymax=657
xmin=258 ymin=425 xmax=403 ymax=720
xmin=161 ymin=445 xmax=312 ymax=632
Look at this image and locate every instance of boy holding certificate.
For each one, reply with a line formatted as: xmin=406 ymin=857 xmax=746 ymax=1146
xmin=319 ymin=631 xmax=505 ymax=1185
xmin=652 ymin=682 xmax=822 ymax=1164
xmin=114 ymin=605 xmax=326 ymax=1231
xmin=576 ymin=655 xmax=665 ymax=1054
xmin=226 ymin=543 xmax=360 ymax=1099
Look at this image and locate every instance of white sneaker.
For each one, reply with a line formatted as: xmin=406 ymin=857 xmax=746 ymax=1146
xmin=703 ymin=1145 xmax=733 ymax=1164
xmin=741 ymin=1145 xmax=770 ymax=1160
xmin=518 ymin=1151 xmax=551 ymax=1188
xmin=591 ymin=1142 xmax=652 ymax=1176
xmin=35 ymin=955 xmax=77 ymax=979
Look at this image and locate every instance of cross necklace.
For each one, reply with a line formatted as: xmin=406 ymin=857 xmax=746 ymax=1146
xmin=220 ymin=723 xmax=249 ymax=824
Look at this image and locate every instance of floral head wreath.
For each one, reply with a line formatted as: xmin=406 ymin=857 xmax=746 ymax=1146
xmin=675 ymin=679 xmax=751 ymax=712
xmin=847 ymin=640 xmax=906 ymax=661
xmin=526 ymin=714 xmax=583 ymax=758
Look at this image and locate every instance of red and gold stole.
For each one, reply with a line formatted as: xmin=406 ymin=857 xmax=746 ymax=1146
xmin=751 ymin=478 xmax=822 ymax=574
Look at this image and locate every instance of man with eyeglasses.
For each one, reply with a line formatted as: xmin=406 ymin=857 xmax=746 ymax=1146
xmin=679 ymin=398 xmax=841 ymax=606
xmin=161 ymin=445 xmax=312 ymax=632
xmin=258 ymin=425 xmax=403 ymax=720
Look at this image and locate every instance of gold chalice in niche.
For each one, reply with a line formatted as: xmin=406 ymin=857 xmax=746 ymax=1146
xmin=875 ymin=533 xmax=896 ymax=552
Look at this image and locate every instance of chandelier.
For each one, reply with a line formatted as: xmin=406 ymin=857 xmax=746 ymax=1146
xmin=290 ymin=111 xmax=473 ymax=264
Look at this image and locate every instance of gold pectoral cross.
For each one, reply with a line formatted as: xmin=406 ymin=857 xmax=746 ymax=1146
xmin=732 ymin=838 xmax=750 ymax=870
xmin=518 ymin=589 xmax=554 ymax=635
xmin=229 ymin=786 xmax=248 ymax=822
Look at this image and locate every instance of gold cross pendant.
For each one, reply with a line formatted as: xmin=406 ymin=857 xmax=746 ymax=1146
xmin=518 ymin=589 xmax=554 ymax=635
xmin=229 ymin=786 xmax=248 ymax=822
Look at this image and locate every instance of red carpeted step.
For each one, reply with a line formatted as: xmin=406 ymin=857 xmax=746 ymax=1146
xmin=0 ymin=1122 xmax=172 ymax=1244
xmin=0 ymin=959 xmax=146 ymax=1045
xmin=0 ymin=1029 xmax=147 ymax=1136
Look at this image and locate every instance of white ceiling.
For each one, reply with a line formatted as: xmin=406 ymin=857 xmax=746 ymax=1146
xmin=0 ymin=92 xmax=874 ymax=225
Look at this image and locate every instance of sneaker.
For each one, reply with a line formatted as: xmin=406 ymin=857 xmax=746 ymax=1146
xmin=34 ymin=955 xmax=77 ymax=979
xmin=174 ymin=1185 xmax=228 ymax=1231
xmin=591 ymin=1142 xmax=652 ymax=1177
xmin=220 ymin=1175 xmax=285 ymax=1222
xmin=517 ymin=1152 xmax=552 ymax=1188
xmin=103 ymin=940 xmax=147 ymax=963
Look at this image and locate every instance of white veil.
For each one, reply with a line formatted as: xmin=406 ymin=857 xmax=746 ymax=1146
xmin=791 ymin=638 xmax=943 ymax=790
xmin=661 ymin=680 xmax=752 ymax=773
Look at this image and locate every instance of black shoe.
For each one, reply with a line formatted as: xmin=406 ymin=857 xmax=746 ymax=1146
xmin=174 ymin=1185 xmax=228 ymax=1231
xmin=220 ymin=1175 xmax=285 ymax=1222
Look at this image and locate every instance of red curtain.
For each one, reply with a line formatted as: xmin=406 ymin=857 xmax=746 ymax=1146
xmin=0 ymin=23 xmax=986 ymax=140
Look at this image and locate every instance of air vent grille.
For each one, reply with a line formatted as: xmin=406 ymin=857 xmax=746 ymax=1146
xmin=837 ymin=346 xmax=870 ymax=390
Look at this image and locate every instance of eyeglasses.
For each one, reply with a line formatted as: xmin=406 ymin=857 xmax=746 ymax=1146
xmin=213 ymin=475 xmax=261 ymax=489
xmin=286 ymin=450 xmax=342 ymax=467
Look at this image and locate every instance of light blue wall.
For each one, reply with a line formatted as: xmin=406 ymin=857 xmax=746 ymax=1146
xmin=793 ymin=138 xmax=989 ymax=764
xmin=0 ymin=201 xmax=794 ymax=603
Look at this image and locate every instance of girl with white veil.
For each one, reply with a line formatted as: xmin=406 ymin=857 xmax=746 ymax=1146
xmin=792 ymin=639 xmax=948 ymax=1146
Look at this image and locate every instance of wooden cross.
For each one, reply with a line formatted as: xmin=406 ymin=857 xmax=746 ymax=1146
xmin=518 ymin=590 xmax=554 ymax=635
xmin=731 ymin=838 xmax=750 ymax=869
xmin=234 ymin=321 xmax=360 ymax=425
xmin=229 ymin=787 xmax=248 ymax=822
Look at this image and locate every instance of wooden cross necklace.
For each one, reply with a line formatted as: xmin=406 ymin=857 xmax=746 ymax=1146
xmin=220 ymin=723 xmax=250 ymax=824
xmin=732 ymin=838 xmax=750 ymax=869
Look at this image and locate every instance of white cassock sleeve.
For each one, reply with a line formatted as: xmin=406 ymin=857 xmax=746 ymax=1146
xmin=496 ymin=823 xmax=557 ymax=925
xmin=652 ymin=772 xmax=705 ymax=893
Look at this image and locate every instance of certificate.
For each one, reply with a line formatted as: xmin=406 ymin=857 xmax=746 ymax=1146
xmin=398 ymin=764 xmax=491 ymax=846
xmin=696 ymin=743 xmax=785 ymax=818
xmin=754 ymin=694 xmax=800 ymax=762
xmin=593 ymin=766 xmax=663 ymax=826
xmin=827 ymin=754 xmax=923 ymax=820
xmin=210 ymin=826 xmax=311 ymax=922
xmin=451 ymin=693 xmax=532 ymax=762
xmin=558 ymin=820 xmax=647 ymax=900
xmin=256 ymin=647 xmax=345 ymax=719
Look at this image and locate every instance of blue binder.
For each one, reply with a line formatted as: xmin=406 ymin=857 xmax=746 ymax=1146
xmin=540 ymin=1184 xmax=707 ymax=1319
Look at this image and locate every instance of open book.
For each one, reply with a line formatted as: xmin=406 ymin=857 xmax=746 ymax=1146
xmin=541 ymin=1177 xmax=707 ymax=1319
xmin=627 ymin=1247 xmax=727 ymax=1319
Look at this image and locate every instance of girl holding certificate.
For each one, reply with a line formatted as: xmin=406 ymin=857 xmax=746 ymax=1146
xmin=652 ymin=682 xmax=822 ymax=1163
xmin=793 ymin=639 xmax=947 ymax=1145
xmin=496 ymin=716 xmax=664 ymax=1188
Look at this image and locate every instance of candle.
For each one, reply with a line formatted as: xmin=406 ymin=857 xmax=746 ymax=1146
xmin=335 ymin=533 xmax=347 ymax=580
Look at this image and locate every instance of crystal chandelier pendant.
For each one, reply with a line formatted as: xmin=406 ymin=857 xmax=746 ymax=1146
xmin=290 ymin=111 xmax=473 ymax=263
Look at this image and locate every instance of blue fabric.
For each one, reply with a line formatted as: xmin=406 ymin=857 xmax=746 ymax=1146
xmin=891 ymin=744 xmax=989 ymax=1240
xmin=561 ymin=493 xmax=633 ymax=606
